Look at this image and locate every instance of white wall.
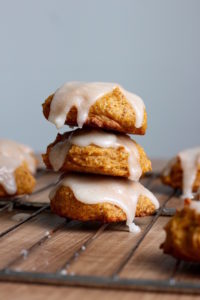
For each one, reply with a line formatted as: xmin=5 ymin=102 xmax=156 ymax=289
xmin=0 ymin=0 xmax=199 ymax=157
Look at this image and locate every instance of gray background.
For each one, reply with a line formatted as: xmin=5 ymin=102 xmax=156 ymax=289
xmin=0 ymin=0 xmax=199 ymax=158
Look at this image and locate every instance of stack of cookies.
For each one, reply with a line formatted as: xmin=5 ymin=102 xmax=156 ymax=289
xmin=42 ymin=82 xmax=159 ymax=232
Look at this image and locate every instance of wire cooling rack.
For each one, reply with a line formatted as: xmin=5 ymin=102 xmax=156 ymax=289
xmin=0 ymin=168 xmax=199 ymax=295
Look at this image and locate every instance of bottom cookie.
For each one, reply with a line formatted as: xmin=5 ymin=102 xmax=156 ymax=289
xmin=49 ymin=173 xmax=159 ymax=231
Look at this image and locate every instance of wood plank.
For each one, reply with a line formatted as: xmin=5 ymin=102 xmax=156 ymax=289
xmin=64 ymin=217 xmax=153 ymax=276
xmin=115 ymin=177 xmax=176 ymax=279
xmin=0 ymin=209 xmax=35 ymax=234
xmin=10 ymin=221 xmax=101 ymax=273
xmin=165 ymin=194 xmax=184 ymax=210
xmin=119 ymin=217 xmax=177 ymax=279
xmin=174 ymin=261 xmax=200 ymax=282
xmin=0 ymin=212 xmax=63 ymax=269
xmin=0 ymin=282 xmax=199 ymax=300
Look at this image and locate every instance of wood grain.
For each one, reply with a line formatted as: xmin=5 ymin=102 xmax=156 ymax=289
xmin=66 ymin=217 xmax=154 ymax=276
xmin=0 ymin=209 xmax=33 ymax=234
xmin=0 ymin=212 xmax=63 ymax=269
xmin=119 ymin=217 xmax=177 ymax=279
xmin=1 ymin=282 xmax=199 ymax=300
xmin=11 ymin=221 xmax=101 ymax=273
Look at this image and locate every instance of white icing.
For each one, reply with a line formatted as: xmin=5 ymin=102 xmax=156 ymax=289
xmin=48 ymin=82 xmax=145 ymax=129
xmin=190 ymin=201 xmax=200 ymax=213
xmin=49 ymin=174 xmax=159 ymax=232
xmin=49 ymin=129 xmax=142 ymax=181
xmin=49 ymin=132 xmax=73 ymax=172
xmin=0 ymin=140 xmax=36 ymax=195
xmin=178 ymin=147 xmax=200 ymax=199
xmin=128 ymin=223 xmax=141 ymax=234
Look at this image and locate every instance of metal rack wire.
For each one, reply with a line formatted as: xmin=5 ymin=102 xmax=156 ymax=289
xmin=0 ymin=170 xmax=199 ymax=294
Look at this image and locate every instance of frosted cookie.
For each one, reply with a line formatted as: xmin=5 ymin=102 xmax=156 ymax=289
xmin=42 ymin=82 xmax=147 ymax=135
xmin=0 ymin=140 xmax=37 ymax=197
xmin=50 ymin=173 xmax=159 ymax=233
xmin=161 ymin=147 xmax=200 ymax=199
xmin=161 ymin=199 xmax=200 ymax=262
xmin=42 ymin=129 xmax=151 ymax=180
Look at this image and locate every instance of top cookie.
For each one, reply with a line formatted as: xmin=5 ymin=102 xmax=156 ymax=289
xmin=42 ymin=82 xmax=147 ymax=135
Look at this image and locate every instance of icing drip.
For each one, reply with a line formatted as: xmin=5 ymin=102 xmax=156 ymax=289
xmin=178 ymin=147 xmax=200 ymax=199
xmin=49 ymin=132 xmax=73 ymax=172
xmin=190 ymin=200 xmax=200 ymax=213
xmin=49 ymin=174 xmax=159 ymax=233
xmin=0 ymin=140 xmax=36 ymax=195
xmin=48 ymin=82 xmax=145 ymax=129
xmin=49 ymin=129 xmax=142 ymax=181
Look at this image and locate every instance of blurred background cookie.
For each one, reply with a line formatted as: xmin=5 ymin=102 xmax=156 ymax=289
xmin=161 ymin=199 xmax=200 ymax=262
xmin=0 ymin=140 xmax=37 ymax=197
xmin=161 ymin=147 xmax=200 ymax=198
xmin=50 ymin=173 xmax=159 ymax=232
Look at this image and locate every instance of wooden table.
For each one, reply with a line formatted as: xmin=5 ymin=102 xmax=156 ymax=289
xmin=0 ymin=160 xmax=199 ymax=300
